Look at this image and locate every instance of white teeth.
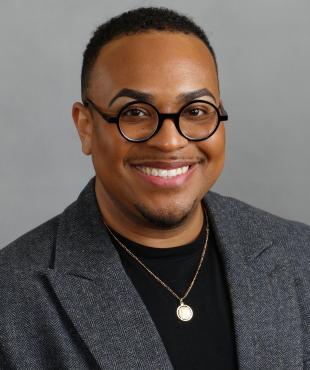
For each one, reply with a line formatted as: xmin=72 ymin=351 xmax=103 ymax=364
xmin=167 ymin=169 xmax=177 ymax=177
xmin=138 ymin=165 xmax=190 ymax=178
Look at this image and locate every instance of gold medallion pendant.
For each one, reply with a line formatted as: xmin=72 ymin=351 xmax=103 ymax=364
xmin=177 ymin=302 xmax=193 ymax=321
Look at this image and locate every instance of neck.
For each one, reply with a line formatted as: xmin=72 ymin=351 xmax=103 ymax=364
xmin=95 ymin=181 xmax=204 ymax=248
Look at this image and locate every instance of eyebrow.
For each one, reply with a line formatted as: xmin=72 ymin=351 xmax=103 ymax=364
xmin=108 ymin=89 xmax=154 ymax=107
xmin=177 ymin=88 xmax=216 ymax=103
xmin=108 ymin=87 xmax=216 ymax=107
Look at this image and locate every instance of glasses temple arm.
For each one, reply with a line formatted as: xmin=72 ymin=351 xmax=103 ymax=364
xmin=219 ymin=102 xmax=228 ymax=121
xmin=84 ymin=99 xmax=117 ymax=123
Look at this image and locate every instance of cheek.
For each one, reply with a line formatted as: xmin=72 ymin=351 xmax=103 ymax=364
xmin=199 ymin=124 xmax=226 ymax=161
xmin=198 ymin=124 xmax=226 ymax=185
xmin=91 ymin=125 xmax=132 ymax=179
xmin=92 ymin=125 xmax=136 ymax=193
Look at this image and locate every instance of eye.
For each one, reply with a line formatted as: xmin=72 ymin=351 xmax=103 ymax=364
xmin=188 ymin=108 xmax=205 ymax=116
xmin=122 ymin=107 xmax=151 ymax=117
xmin=183 ymin=107 xmax=209 ymax=117
xmin=124 ymin=108 xmax=145 ymax=116
xmin=120 ymin=103 xmax=156 ymax=122
xmin=181 ymin=102 xmax=215 ymax=119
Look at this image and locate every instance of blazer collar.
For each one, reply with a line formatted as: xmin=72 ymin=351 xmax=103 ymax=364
xmin=46 ymin=177 xmax=303 ymax=369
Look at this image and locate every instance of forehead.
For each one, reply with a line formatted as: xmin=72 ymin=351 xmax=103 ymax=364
xmin=89 ymin=31 xmax=219 ymax=103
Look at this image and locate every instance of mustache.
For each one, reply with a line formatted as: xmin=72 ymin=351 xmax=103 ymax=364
xmin=125 ymin=154 xmax=207 ymax=163
xmin=125 ymin=155 xmax=207 ymax=169
xmin=126 ymin=155 xmax=206 ymax=162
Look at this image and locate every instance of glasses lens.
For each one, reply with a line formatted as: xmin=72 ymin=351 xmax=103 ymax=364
xmin=119 ymin=102 xmax=158 ymax=140
xmin=179 ymin=102 xmax=218 ymax=140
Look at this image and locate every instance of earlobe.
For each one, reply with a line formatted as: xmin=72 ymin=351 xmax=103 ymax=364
xmin=72 ymin=102 xmax=93 ymax=155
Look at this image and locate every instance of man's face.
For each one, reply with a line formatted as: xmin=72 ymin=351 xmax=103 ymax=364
xmin=74 ymin=31 xmax=225 ymax=228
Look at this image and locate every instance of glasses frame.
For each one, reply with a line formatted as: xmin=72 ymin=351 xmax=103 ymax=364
xmin=84 ymin=98 xmax=228 ymax=142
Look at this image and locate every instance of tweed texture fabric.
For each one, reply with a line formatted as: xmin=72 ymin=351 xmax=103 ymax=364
xmin=0 ymin=177 xmax=309 ymax=369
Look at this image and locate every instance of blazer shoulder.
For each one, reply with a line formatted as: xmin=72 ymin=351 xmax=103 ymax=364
xmin=206 ymin=190 xmax=310 ymax=259
xmin=207 ymin=190 xmax=310 ymax=230
xmin=0 ymin=214 xmax=60 ymax=274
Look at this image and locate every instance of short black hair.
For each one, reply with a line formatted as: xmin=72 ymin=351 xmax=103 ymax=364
xmin=81 ymin=7 xmax=217 ymax=101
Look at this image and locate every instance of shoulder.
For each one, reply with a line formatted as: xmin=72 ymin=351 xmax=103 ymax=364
xmin=206 ymin=190 xmax=310 ymax=233
xmin=0 ymin=177 xmax=96 ymax=278
xmin=206 ymin=190 xmax=310 ymax=262
xmin=0 ymin=214 xmax=60 ymax=274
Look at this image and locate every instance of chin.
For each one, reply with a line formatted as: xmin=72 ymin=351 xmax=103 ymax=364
xmin=134 ymin=198 xmax=199 ymax=229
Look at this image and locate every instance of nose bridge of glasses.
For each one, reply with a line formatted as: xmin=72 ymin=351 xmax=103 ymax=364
xmin=146 ymin=111 xmax=188 ymax=147
xmin=158 ymin=112 xmax=179 ymax=126
xmin=153 ymin=112 xmax=187 ymax=143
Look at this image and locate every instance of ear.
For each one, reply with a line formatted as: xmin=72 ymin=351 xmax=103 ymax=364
xmin=72 ymin=102 xmax=93 ymax=155
xmin=219 ymin=98 xmax=224 ymax=112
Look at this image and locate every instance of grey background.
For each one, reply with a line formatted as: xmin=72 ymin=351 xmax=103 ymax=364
xmin=1 ymin=0 xmax=309 ymax=247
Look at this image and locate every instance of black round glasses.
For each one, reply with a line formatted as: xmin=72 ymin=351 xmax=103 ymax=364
xmin=84 ymin=98 xmax=228 ymax=142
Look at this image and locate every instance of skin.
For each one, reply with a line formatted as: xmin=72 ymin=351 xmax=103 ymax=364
xmin=72 ymin=31 xmax=226 ymax=248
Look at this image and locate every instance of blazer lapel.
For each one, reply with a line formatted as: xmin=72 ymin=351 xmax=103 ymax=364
xmin=204 ymin=192 xmax=304 ymax=370
xmin=45 ymin=179 xmax=173 ymax=370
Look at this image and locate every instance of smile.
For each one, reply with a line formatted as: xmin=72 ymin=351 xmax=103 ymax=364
xmin=136 ymin=165 xmax=189 ymax=178
xmin=132 ymin=163 xmax=197 ymax=188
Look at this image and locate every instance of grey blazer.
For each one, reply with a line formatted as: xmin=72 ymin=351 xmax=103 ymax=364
xmin=0 ymin=177 xmax=309 ymax=370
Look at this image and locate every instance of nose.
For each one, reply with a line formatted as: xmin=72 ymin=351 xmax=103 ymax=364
xmin=146 ymin=117 xmax=188 ymax=152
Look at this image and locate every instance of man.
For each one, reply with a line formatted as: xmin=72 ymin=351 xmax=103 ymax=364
xmin=0 ymin=6 xmax=309 ymax=370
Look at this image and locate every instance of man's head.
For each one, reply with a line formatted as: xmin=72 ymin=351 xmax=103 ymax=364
xmin=72 ymin=7 xmax=226 ymax=233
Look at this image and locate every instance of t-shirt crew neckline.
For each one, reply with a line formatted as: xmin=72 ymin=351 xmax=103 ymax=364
xmin=107 ymin=216 xmax=207 ymax=260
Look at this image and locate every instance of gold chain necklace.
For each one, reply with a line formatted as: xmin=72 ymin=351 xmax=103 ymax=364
xmin=104 ymin=207 xmax=209 ymax=322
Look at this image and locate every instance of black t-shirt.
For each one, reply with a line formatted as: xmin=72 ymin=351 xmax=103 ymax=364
xmin=109 ymin=219 xmax=238 ymax=370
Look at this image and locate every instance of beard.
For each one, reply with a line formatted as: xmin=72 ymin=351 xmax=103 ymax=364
xmin=133 ymin=198 xmax=199 ymax=229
